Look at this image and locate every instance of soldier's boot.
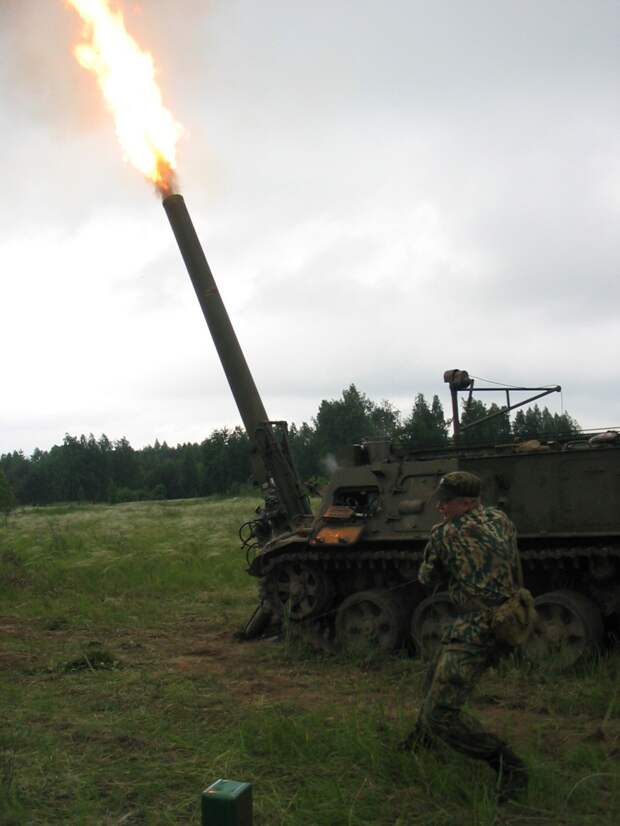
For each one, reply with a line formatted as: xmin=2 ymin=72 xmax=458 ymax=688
xmin=486 ymin=745 xmax=528 ymax=804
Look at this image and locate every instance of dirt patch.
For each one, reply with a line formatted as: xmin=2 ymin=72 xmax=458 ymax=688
xmin=166 ymin=634 xmax=333 ymax=708
xmin=2 ymin=613 xmax=620 ymax=756
xmin=0 ymin=649 xmax=34 ymax=671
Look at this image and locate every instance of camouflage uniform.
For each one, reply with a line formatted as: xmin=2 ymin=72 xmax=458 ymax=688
xmin=419 ymin=503 xmax=520 ymax=646
xmin=406 ymin=475 xmax=528 ymax=801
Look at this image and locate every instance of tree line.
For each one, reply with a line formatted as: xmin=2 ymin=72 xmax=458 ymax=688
xmin=0 ymin=385 xmax=579 ymax=507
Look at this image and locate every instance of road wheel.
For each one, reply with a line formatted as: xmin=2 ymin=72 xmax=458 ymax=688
xmin=335 ymin=589 xmax=405 ymax=654
xmin=265 ymin=562 xmax=334 ymax=621
xmin=523 ymin=589 xmax=603 ymax=670
xmin=410 ymin=592 xmax=458 ymax=660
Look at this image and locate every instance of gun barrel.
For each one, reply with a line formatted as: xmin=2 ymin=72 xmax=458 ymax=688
xmin=162 ymin=194 xmax=269 ymax=449
xmin=162 ymin=193 xmax=312 ymax=522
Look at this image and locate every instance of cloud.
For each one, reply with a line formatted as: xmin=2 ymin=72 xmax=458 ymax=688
xmin=0 ymin=1 xmax=618 ymax=454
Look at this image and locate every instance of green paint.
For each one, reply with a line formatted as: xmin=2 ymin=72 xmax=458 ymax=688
xmin=201 ymin=779 xmax=253 ymax=826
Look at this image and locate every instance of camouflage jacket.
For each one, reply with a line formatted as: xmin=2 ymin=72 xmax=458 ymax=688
xmin=418 ymin=505 xmax=521 ymax=646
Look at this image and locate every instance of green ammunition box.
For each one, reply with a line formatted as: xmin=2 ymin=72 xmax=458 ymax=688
xmin=201 ymin=779 xmax=253 ymax=826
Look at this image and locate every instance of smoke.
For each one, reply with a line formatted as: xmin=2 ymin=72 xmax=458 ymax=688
xmin=0 ymin=3 xmax=92 ymax=131
xmin=321 ymin=454 xmax=340 ymax=476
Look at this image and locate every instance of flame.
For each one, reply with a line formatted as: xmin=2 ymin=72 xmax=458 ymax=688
xmin=67 ymin=0 xmax=182 ymax=196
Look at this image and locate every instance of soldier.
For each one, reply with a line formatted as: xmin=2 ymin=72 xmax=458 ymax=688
xmin=402 ymin=471 xmax=529 ymax=803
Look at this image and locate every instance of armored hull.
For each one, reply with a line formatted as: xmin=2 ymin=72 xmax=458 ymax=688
xmin=250 ymin=436 xmax=620 ymax=662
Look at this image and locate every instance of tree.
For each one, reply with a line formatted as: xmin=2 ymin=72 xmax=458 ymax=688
xmin=180 ymin=444 xmax=200 ymax=498
xmin=199 ymin=427 xmax=252 ymax=495
xmin=399 ymin=394 xmax=449 ymax=448
xmin=19 ymin=448 xmax=55 ymax=505
xmin=513 ymin=405 xmax=579 ymax=440
xmin=0 ymin=469 xmax=16 ymax=525
xmin=314 ymin=384 xmax=390 ymax=455
xmin=550 ymin=411 xmax=579 ymax=438
xmin=111 ymin=437 xmax=140 ymax=491
xmin=289 ymin=422 xmax=320 ymax=479
xmin=0 ymin=450 xmax=30 ymax=504
xmin=0 ymin=386 xmax=581 ymax=508
xmin=369 ymin=399 xmax=401 ymax=439
xmin=460 ymin=398 xmax=511 ymax=445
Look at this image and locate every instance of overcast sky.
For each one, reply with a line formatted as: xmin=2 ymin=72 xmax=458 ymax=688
xmin=0 ymin=0 xmax=618 ymax=455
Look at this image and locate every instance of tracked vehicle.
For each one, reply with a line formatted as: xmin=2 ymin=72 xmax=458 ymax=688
xmin=163 ymin=193 xmax=620 ymax=666
xmin=246 ymin=407 xmax=620 ymax=668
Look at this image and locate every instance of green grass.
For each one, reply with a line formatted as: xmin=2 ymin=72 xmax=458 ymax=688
xmin=1 ymin=498 xmax=619 ymax=824
xmin=1 ymin=499 xmax=255 ymax=627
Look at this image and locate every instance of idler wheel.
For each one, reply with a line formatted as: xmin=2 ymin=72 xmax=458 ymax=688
xmin=410 ymin=591 xmax=458 ymax=661
xmin=523 ymin=589 xmax=604 ymax=670
xmin=266 ymin=562 xmax=334 ymax=621
xmin=335 ymin=589 xmax=405 ymax=654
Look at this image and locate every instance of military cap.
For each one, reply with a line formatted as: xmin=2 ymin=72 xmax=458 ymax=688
xmin=434 ymin=471 xmax=481 ymax=501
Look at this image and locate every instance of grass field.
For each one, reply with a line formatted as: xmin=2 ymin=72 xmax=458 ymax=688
xmin=1 ymin=497 xmax=619 ymax=825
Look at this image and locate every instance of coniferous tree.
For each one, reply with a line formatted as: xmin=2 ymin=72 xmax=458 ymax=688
xmin=180 ymin=445 xmax=199 ymax=498
xmin=288 ymin=423 xmax=320 ymax=480
xmin=369 ymin=399 xmax=401 ymax=439
xmin=512 ymin=405 xmax=579 ymax=440
xmin=0 ymin=469 xmax=16 ymax=525
xmin=552 ymin=411 xmax=580 ymax=437
xmin=0 ymin=386 xmax=583 ymax=507
xmin=314 ymin=384 xmax=379 ymax=454
xmin=111 ymin=437 xmax=140 ymax=491
xmin=460 ymin=398 xmax=511 ymax=444
xmin=399 ymin=393 xmax=449 ymax=448
xmin=0 ymin=451 xmax=30 ymax=503
xmin=523 ymin=405 xmax=544 ymax=438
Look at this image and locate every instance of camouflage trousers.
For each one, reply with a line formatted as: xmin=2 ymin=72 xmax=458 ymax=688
xmin=415 ymin=642 xmax=507 ymax=760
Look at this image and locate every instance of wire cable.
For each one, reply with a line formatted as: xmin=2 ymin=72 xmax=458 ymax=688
xmin=469 ymin=375 xmax=513 ymax=387
xmin=470 ymin=374 xmax=559 ymax=390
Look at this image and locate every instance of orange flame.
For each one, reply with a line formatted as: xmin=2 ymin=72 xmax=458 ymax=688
xmin=67 ymin=0 xmax=182 ymax=196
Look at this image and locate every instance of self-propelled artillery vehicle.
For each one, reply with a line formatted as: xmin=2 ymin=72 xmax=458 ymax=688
xmin=163 ymin=193 xmax=620 ymax=667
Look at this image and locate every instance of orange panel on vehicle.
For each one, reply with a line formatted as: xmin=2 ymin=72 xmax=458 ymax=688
xmin=310 ymin=525 xmax=364 ymax=545
xmin=323 ymin=505 xmax=355 ymax=520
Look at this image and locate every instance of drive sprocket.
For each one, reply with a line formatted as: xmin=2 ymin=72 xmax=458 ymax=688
xmin=264 ymin=561 xmax=335 ymax=621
